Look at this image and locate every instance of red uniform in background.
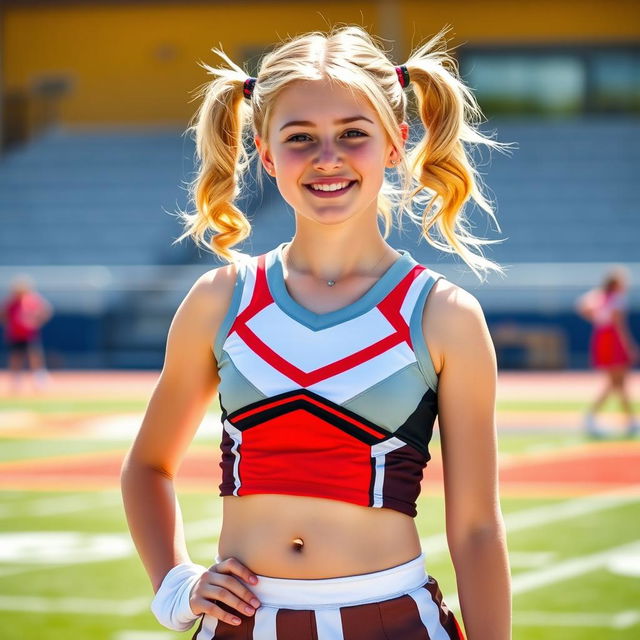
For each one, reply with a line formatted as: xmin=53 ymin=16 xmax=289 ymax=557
xmin=3 ymin=289 xmax=49 ymax=348
xmin=589 ymin=289 xmax=633 ymax=369
xmin=2 ymin=282 xmax=52 ymax=393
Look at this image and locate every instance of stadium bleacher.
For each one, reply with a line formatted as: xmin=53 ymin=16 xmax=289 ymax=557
xmin=0 ymin=119 xmax=638 ymax=368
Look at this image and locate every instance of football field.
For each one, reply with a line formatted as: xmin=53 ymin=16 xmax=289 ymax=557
xmin=0 ymin=371 xmax=638 ymax=640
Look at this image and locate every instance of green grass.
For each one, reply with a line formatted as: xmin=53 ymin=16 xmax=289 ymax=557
xmin=0 ymin=421 xmax=638 ymax=639
xmin=0 ymin=398 xmax=155 ymax=413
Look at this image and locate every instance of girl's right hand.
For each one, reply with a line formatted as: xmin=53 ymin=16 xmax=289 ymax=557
xmin=189 ymin=557 xmax=262 ymax=626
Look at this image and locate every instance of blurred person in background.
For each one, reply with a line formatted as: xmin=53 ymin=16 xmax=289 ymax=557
xmin=576 ymin=265 xmax=639 ymax=438
xmin=0 ymin=275 xmax=53 ymax=393
xmin=122 ymin=25 xmax=512 ymax=640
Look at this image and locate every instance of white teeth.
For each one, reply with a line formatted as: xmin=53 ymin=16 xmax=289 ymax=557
xmin=309 ymin=181 xmax=351 ymax=192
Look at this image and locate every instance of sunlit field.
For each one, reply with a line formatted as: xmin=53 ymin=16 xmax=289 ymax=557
xmin=1 ymin=371 xmax=639 ymax=640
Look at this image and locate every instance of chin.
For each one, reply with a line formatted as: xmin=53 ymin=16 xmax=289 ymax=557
xmin=298 ymin=208 xmax=363 ymax=226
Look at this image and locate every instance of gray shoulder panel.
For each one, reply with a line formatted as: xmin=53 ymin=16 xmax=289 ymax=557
xmin=213 ymin=262 xmax=247 ymax=364
xmin=409 ymin=269 xmax=446 ymax=393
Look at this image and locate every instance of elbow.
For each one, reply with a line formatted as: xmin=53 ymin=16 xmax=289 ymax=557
xmin=448 ymin=517 xmax=507 ymax=553
xmin=120 ymin=452 xmax=174 ymax=492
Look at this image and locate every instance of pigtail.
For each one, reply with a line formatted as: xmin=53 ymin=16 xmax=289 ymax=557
xmin=402 ymin=27 xmax=516 ymax=282
xmin=174 ymin=48 xmax=253 ymax=263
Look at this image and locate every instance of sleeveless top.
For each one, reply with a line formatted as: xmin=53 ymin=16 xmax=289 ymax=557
xmin=592 ymin=290 xmax=627 ymax=327
xmin=213 ymin=242 xmax=446 ymax=518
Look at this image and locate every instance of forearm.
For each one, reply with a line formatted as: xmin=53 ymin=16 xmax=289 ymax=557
xmin=450 ymin=523 xmax=512 ymax=640
xmin=616 ymin=321 xmax=637 ymax=351
xmin=121 ymin=455 xmax=191 ymax=592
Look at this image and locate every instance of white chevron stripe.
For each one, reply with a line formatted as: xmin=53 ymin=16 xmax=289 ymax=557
xmin=246 ymin=304 xmax=395 ymax=371
xmin=307 ymin=342 xmax=416 ymax=404
xmin=223 ymin=332 xmax=299 ymax=395
xmin=253 ymin=606 xmax=278 ymax=639
xmin=224 ymin=333 xmax=416 ymax=405
xmin=408 ymin=584 xmax=452 ymax=640
xmin=238 ymin=259 xmax=258 ymax=315
xmin=400 ymin=269 xmax=432 ymax=325
xmin=314 ymin=608 xmax=345 ymax=640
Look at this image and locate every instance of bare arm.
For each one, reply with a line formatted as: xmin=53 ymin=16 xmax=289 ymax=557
xmin=120 ymin=270 xmax=223 ymax=590
xmin=121 ymin=265 xmax=262 ymax=630
xmin=429 ymin=283 xmax=511 ymax=640
xmin=37 ymin=295 xmax=54 ymax=326
xmin=611 ymin=307 xmax=640 ymax=359
xmin=575 ymin=290 xmax=596 ymax=322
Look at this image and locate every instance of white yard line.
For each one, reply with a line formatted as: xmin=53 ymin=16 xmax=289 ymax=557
xmin=443 ymin=539 xmax=640 ymax=611
xmin=0 ymin=517 xmax=222 ymax=579
xmin=510 ymin=540 xmax=640 ymax=595
xmin=0 ymin=595 xmax=148 ymax=615
xmin=0 ymin=491 xmax=122 ymax=519
xmin=30 ymin=491 xmax=122 ymax=516
xmin=420 ymin=484 xmax=640 ymax=559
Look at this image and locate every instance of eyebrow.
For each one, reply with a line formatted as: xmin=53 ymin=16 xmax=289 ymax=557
xmin=279 ymin=116 xmax=375 ymax=131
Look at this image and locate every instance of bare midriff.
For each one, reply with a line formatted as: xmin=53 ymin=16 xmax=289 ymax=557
xmin=218 ymin=493 xmax=422 ymax=579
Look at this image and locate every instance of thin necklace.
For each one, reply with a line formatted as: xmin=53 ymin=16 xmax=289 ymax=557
xmin=282 ymin=244 xmax=392 ymax=287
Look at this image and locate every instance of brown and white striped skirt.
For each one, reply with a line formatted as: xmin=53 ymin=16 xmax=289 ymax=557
xmin=192 ymin=552 xmax=465 ymax=639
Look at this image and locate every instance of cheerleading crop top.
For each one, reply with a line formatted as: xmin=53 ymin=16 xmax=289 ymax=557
xmin=213 ymin=242 xmax=446 ymax=518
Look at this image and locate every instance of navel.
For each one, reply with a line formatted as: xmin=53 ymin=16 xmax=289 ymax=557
xmin=291 ymin=537 xmax=304 ymax=552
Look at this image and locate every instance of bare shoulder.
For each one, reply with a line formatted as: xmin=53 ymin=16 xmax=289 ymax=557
xmin=186 ymin=261 xmax=239 ymax=324
xmin=162 ymin=261 xmax=239 ymax=379
xmin=421 ymin=277 xmax=493 ymax=377
xmin=181 ymin=261 xmax=239 ymax=323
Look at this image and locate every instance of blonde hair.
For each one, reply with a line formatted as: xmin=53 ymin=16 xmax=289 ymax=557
xmin=176 ymin=25 xmax=515 ymax=281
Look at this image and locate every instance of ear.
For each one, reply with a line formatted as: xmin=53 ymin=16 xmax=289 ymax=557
xmin=254 ymin=134 xmax=276 ymax=176
xmin=386 ymin=122 xmax=409 ymax=168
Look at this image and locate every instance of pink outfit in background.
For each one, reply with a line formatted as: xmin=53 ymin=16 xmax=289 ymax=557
xmin=4 ymin=292 xmax=48 ymax=343
xmin=589 ymin=290 xmax=632 ymax=369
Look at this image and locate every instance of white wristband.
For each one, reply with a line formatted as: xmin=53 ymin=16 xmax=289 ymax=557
xmin=151 ymin=562 xmax=208 ymax=631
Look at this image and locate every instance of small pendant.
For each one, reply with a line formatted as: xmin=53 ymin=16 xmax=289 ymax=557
xmin=327 ymin=280 xmax=336 ymax=287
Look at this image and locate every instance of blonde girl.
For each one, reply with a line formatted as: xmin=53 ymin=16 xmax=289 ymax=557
xmin=121 ymin=25 xmax=512 ymax=640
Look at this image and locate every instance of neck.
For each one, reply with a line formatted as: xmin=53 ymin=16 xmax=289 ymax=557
xmin=282 ymin=230 xmax=399 ymax=284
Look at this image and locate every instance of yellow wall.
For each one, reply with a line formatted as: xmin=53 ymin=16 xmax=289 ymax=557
xmin=3 ymin=1 xmax=639 ymax=126
xmin=402 ymin=0 xmax=640 ymax=45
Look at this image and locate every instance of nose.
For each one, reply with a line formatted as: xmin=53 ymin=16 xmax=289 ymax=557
xmin=313 ymin=140 xmax=342 ymax=171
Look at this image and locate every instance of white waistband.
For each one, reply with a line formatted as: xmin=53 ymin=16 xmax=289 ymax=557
xmin=230 ymin=553 xmax=429 ymax=608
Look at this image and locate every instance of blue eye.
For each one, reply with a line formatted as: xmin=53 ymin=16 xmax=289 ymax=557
xmin=285 ymin=130 xmax=368 ymax=143
xmin=286 ymin=134 xmax=311 ymax=143
xmin=343 ymin=129 xmax=367 ymax=138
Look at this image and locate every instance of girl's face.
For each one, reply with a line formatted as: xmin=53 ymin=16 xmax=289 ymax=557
xmin=255 ymin=78 xmax=406 ymax=227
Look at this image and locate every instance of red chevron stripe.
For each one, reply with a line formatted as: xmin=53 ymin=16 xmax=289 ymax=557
xmin=233 ymin=392 xmax=387 ymax=439
xmin=377 ymin=265 xmax=425 ymax=348
xmin=229 ymin=254 xmax=273 ymax=335
xmin=235 ymin=323 xmax=404 ymax=386
xmin=228 ymin=256 xmax=421 ymax=387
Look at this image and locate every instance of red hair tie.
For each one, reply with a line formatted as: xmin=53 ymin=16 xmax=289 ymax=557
xmin=243 ymin=77 xmax=257 ymax=100
xmin=395 ymin=65 xmax=410 ymax=89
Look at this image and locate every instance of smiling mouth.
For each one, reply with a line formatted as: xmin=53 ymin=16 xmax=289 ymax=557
xmin=304 ymin=181 xmax=357 ymax=197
